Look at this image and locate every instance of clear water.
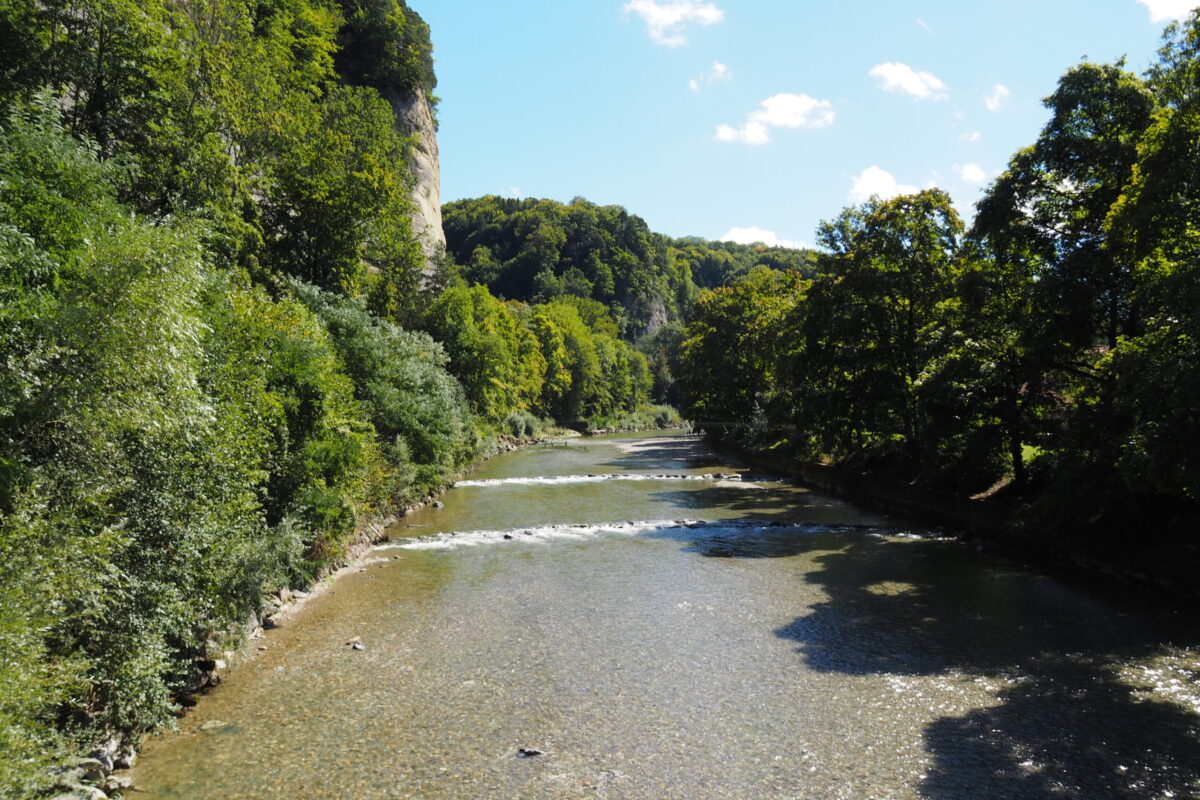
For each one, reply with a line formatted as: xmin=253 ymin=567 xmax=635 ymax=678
xmin=133 ymin=432 xmax=1200 ymax=799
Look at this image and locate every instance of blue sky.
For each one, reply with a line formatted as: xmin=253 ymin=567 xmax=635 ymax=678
xmin=419 ymin=0 xmax=1195 ymax=249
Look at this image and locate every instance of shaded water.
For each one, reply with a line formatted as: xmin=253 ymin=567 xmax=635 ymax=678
xmin=134 ymin=432 xmax=1200 ymax=799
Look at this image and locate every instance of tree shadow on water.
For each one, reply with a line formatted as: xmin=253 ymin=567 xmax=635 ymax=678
xmin=647 ymin=516 xmax=1200 ymax=797
xmin=597 ymin=435 xmax=732 ymax=472
xmin=764 ymin=535 xmax=1200 ymax=799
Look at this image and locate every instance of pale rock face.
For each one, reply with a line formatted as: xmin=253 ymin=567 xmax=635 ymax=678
xmin=384 ymin=90 xmax=445 ymax=276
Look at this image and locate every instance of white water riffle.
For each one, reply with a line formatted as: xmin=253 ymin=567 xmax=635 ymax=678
xmin=378 ymin=519 xmax=857 ymax=551
xmin=454 ymin=472 xmax=764 ymax=488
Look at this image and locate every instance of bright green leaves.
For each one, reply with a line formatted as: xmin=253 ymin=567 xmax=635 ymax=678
xmin=425 ymin=286 xmax=545 ymax=421
xmin=262 ymin=85 xmax=416 ymax=294
xmin=678 ymin=267 xmax=804 ymax=438
xmin=291 ymin=281 xmax=475 ymax=495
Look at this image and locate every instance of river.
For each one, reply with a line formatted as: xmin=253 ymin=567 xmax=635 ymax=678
xmin=133 ymin=431 xmax=1200 ymax=799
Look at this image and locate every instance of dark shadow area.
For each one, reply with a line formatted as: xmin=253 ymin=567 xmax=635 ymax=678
xmin=648 ymin=484 xmax=875 ymax=528
xmin=596 ymin=436 xmax=734 ymax=472
xmin=920 ymin=654 xmax=1200 ymax=799
xmin=648 ymin=515 xmax=1200 ymax=798
xmin=643 ymin=520 xmax=880 ymax=559
xmin=767 ymin=535 xmax=1200 ymax=798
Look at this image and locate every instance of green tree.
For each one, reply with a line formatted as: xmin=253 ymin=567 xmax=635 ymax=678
xmin=677 ymin=267 xmax=804 ymax=437
xmin=795 ymin=190 xmax=962 ymax=465
xmin=423 ymin=285 xmax=545 ymax=420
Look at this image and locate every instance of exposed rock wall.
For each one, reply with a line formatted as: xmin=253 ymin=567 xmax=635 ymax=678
xmin=386 ymin=90 xmax=445 ymax=275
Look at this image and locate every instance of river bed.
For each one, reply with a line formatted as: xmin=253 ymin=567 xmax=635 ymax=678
xmin=133 ymin=432 xmax=1200 ymax=799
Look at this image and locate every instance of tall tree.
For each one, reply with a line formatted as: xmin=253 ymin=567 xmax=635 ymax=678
xmin=796 ymin=190 xmax=962 ymax=465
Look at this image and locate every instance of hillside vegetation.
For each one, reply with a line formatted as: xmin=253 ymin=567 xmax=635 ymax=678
xmin=675 ymin=22 xmax=1200 ymax=586
xmin=0 ymin=0 xmax=727 ymax=793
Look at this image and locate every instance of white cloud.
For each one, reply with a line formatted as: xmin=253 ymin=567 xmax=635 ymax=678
xmin=960 ymin=163 xmax=987 ymax=184
xmin=716 ymin=93 xmax=834 ymax=144
xmin=963 ymin=131 xmax=982 ymax=142
xmin=1137 ymin=0 xmax=1196 ymax=21
xmin=869 ymin=62 xmax=948 ymax=100
xmin=985 ymin=84 xmax=1011 ymax=112
xmin=507 ymin=186 xmax=523 ymax=199
xmin=623 ymin=0 xmax=724 ymax=47
xmin=720 ymin=226 xmax=803 ymax=249
xmin=751 ymin=93 xmax=836 ymax=128
xmin=690 ymin=61 xmax=731 ymax=91
xmin=916 ymin=18 xmax=936 ymax=34
xmin=715 ymin=121 xmax=770 ymax=145
xmin=849 ymin=166 xmax=919 ymax=203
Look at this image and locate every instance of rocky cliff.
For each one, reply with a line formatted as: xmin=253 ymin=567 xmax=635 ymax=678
xmin=387 ymin=90 xmax=445 ymax=274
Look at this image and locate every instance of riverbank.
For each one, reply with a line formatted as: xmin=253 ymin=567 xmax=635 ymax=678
xmin=709 ymin=438 xmax=1200 ymax=602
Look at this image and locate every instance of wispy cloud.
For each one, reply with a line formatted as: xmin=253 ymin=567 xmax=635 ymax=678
xmin=869 ymin=62 xmax=948 ymax=100
xmin=720 ymin=226 xmax=804 ymax=249
xmin=716 ymin=93 xmax=835 ymax=145
xmin=689 ymin=61 xmax=731 ymax=91
xmin=985 ymin=84 xmax=1011 ymax=112
xmin=916 ymin=18 xmax=936 ymax=34
xmin=962 ymin=131 xmax=982 ymax=142
xmin=623 ymin=0 xmax=724 ymax=47
xmin=959 ymin=163 xmax=987 ymax=184
xmin=849 ymin=166 xmax=919 ymax=203
xmin=1137 ymin=0 xmax=1196 ymax=22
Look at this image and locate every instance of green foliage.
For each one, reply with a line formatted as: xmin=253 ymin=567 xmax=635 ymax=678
xmin=501 ymin=411 xmax=542 ymax=439
xmin=670 ymin=236 xmax=822 ymax=289
xmin=335 ymin=0 xmax=436 ymax=98
xmin=443 ymin=196 xmax=694 ymax=337
xmin=0 ymin=0 xmax=432 ymax=309
xmin=677 ymin=267 xmax=805 ymax=442
xmin=672 ymin=21 xmax=1200 ymax=550
xmin=0 ymin=79 xmax=455 ymax=790
xmin=423 ymin=285 xmax=545 ymax=420
xmin=290 ymin=281 xmax=475 ymax=497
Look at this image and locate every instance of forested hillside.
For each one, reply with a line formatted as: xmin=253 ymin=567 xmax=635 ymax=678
xmin=442 ymin=195 xmax=821 ymax=335
xmin=676 ymin=19 xmax=1200 ymax=586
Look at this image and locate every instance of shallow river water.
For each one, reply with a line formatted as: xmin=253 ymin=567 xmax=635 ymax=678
xmin=134 ymin=432 xmax=1200 ymax=799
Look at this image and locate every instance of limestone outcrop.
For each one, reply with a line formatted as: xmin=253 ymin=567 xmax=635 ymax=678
xmin=385 ymin=89 xmax=445 ymax=276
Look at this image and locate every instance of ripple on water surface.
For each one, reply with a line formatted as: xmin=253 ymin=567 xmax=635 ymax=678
xmin=132 ymin=432 xmax=1200 ymax=800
